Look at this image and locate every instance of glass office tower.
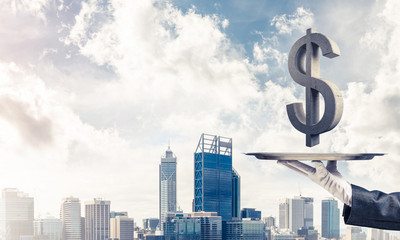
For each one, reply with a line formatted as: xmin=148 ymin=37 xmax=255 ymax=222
xmin=232 ymin=169 xmax=240 ymax=219
xmin=302 ymin=197 xmax=314 ymax=228
xmin=194 ymin=134 xmax=233 ymax=221
xmin=159 ymin=145 xmax=177 ymax=229
xmin=321 ymin=198 xmax=340 ymax=240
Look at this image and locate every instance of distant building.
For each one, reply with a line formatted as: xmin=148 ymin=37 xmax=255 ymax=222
xmin=111 ymin=211 xmax=128 ymax=218
xmin=279 ymin=196 xmax=313 ymax=233
xmin=302 ymin=197 xmax=313 ymax=228
xmin=85 ymin=198 xmax=110 ymax=240
xmin=135 ymin=229 xmax=145 ymax=240
xmin=144 ymin=234 xmax=164 ymax=240
xmin=81 ymin=217 xmax=85 ymax=240
xmin=346 ymin=226 xmax=366 ymax=240
xmin=241 ymin=208 xmax=261 ymax=220
xmin=194 ymin=134 xmax=234 ymax=221
xmin=289 ymin=197 xmax=304 ymax=233
xmin=264 ymin=216 xmax=275 ymax=228
xmin=321 ymin=198 xmax=340 ymax=240
xmin=222 ymin=219 xmax=265 ymax=240
xmin=367 ymin=228 xmax=385 ymax=240
xmin=110 ymin=216 xmax=134 ymax=240
xmin=60 ymin=197 xmax=82 ymax=240
xmin=279 ymin=200 xmax=289 ymax=230
xmin=159 ymin=145 xmax=177 ymax=230
xmin=297 ymin=227 xmax=318 ymax=240
xmin=34 ymin=217 xmax=62 ymax=240
xmin=0 ymin=188 xmax=34 ymax=240
xmin=143 ymin=218 xmax=159 ymax=233
xmin=271 ymin=230 xmax=296 ymax=240
xmin=163 ymin=212 xmax=222 ymax=240
xmin=232 ymin=169 xmax=241 ymax=219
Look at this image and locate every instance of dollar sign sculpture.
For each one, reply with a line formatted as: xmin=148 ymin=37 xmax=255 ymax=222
xmin=287 ymin=28 xmax=343 ymax=147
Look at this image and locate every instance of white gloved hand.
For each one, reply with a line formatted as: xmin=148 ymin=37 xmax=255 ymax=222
xmin=278 ymin=160 xmax=352 ymax=206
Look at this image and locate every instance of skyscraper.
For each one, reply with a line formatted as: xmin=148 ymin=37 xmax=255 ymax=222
xmin=321 ymin=198 xmax=340 ymax=240
xmin=0 ymin=188 xmax=34 ymax=240
xmin=279 ymin=196 xmax=313 ymax=232
xmin=61 ymin=197 xmax=82 ymax=240
xmin=232 ymin=169 xmax=240 ymax=219
xmin=110 ymin=216 xmax=134 ymax=240
xmin=279 ymin=199 xmax=289 ymax=230
xmin=194 ymin=134 xmax=233 ymax=221
xmin=34 ymin=217 xmax=63 ymax=240
xmin=302 ymin=197 xmax=313 ymax=228
xmin=289 ymin=197 xmax=304 ymax=232
xmin=159 ymin=145 xmax=177 ymax=229
xmin=85 ymin=198 xmax=110 ymax=240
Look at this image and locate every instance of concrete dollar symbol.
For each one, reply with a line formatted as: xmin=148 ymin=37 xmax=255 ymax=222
xmin=287 ymin=28 xmax=343 ymax=147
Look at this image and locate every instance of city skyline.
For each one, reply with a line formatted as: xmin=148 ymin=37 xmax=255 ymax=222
xmin=0 ymin=179 xmax=399 ymax=239
xmin=0 ymin=0 xmax=400 ymax=233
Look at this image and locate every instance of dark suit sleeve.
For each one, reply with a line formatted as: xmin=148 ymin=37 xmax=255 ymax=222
xmin=343 ymin=184 xmax=400 ymax=230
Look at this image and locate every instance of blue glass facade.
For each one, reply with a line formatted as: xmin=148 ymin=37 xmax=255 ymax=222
xmin=321 ymin=198 xmax=340 ymax=240
xmin=240 ymin=208 xmax=261 ymax=220
xmin=232 ymin=169 xmax=240 ymax=219
xmin=194 ymin=134 xmax=233 ymax=221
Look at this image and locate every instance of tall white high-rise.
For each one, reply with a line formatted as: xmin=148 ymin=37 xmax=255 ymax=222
xmin=279 ymin=199 xmax=289 ymax=230
xmin=60 ymin=197 xmax=82 ymax=240
xmin=159 ymin=145 xmax=177 ymax=230
xmin=85 ymin=198 xmax=110 ymax=240
xmin=110 ymin=216 xmax=134 ymax=240
xmin=34 ymin=217 xmax=63 ymax=240
xmin=0 ymin=188 xmax=34 ymax=240
xmin=279 ymin=196 xmax=313 ymax=233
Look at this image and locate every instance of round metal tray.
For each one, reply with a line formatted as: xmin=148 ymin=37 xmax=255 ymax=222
xmin=245 ymin=152 xmax=385 ymax=161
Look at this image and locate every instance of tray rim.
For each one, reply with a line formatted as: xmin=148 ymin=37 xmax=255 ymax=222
xmin=245 ymin=152 xmax=386 ymax=161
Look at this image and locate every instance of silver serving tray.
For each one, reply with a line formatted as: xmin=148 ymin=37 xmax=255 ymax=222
xmin=245 ymin=152 xmax=385 ymax=161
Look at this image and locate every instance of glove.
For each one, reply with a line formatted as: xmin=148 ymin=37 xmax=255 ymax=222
xmin=278 ymin=160 xmax=352 ymax=206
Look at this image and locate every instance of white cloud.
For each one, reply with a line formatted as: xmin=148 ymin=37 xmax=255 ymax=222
xmin=270 ymin=7 xmax=314 ymax=35
xmin=0 ymin=0 xmax=301 ymax=222
xmin=316 ymin=0 xmax=400 ymax=193
xmin=1 ymin=0 xmax=50 ymax=22
xmin=1 ymin=0 xmax=399 ymax=227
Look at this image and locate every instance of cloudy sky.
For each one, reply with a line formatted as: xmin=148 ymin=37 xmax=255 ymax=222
xmin=1 ymin=0 xmax=400 ymax=231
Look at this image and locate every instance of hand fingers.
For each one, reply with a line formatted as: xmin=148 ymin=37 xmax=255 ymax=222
xmin=287 ymin=160 xmax=316 ymax=175
xmin=326 ymin=160 xmax=342 ymax=177
xmin=277 ymin=160 xmax=308 ymax=176
xmin=312 ymin=160 xmax=325 ymax=168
